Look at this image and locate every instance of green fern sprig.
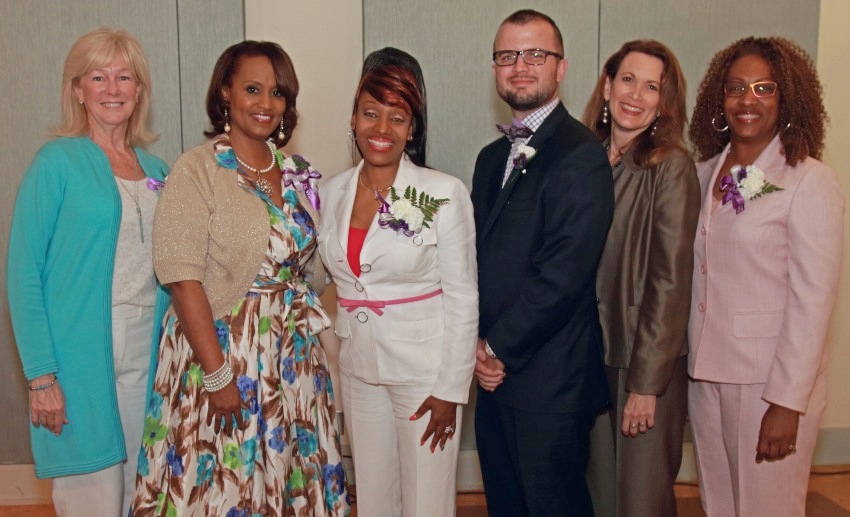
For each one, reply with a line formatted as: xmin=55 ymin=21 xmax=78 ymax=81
xmin=389 ymin=185 xmax=450 ymax=229
xmin=750 ymin=182 xmax=784 ymax=200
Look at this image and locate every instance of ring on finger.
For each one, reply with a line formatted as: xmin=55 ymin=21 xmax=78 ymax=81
xmin=630 ymin=423 xmax=638 ymax=429
xmin=788 ymin=443 xmax=796 ymax=452
xmin=444 ymin=425 xmax=454 ymax=434
xmin=638 ymin=421 xmax=647 ymax=427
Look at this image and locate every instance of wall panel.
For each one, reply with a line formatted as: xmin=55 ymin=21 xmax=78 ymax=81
xmin=0 ymin=0 xmax=243 ymax=464
xmin=363 ymin=1 xmax=600 ymax=189
xmin=598 ymin=0 xmax=819 ymax=117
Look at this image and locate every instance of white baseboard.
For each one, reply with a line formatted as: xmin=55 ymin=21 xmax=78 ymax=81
xmin=2 ymin=426 xmax=846 ymax=504
xmin=456 ymin=449 xmax=484 ymax=491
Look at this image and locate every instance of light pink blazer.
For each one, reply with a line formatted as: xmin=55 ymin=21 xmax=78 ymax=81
xmin=689 ymin=135 xmax=844 ymax=413
xmin=318 ymin=155 xmax=478 ymax=403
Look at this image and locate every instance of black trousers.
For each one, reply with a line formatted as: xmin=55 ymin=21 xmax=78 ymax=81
xmin=475 ymin=387 xmax=596 ymax=517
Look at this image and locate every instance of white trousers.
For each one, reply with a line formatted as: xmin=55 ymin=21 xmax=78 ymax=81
xmin=52 ymin=305 xmax=154 ymax=517
xmin=340 ymin=372 xmax=461 ymax=517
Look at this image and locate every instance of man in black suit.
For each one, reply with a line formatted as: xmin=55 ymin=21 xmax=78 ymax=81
xmin=472 ymin=9 xmax=614 ymax=516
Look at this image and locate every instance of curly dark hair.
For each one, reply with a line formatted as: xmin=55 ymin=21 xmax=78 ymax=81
xmin=581 ymin=39 xmax=688 ymax=168
xmin=689 ymin=36 xmax=827 ymax=165
xmin=204 ymin=41 xmax=298 ymax=147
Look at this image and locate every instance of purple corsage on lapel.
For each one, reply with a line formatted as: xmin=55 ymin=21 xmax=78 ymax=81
xmin=720 ymin=164 xmax=783 ymax=214
xmin=512 ymin=144 xmax=537 ymax=174
xmin=146 ymin=177 xmax=165 ymax=192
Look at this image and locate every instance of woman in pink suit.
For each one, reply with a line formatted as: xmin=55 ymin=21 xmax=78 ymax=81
xmin=688 ymin=36 xmax=844 ymax=516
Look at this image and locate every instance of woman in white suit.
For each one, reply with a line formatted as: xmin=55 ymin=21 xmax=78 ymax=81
xmin=688 ymin=37 xmax=844 ymax=516
xmin=319 ymin=60 xmax=478 ymax=516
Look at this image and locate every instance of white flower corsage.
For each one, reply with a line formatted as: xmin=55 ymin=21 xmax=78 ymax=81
xmin=513 ymin=144 xmax=537 ymax=173
xmin=720 ymin=164 xmax=783 ymax=214
xmin=377 ymin=186 xmax=449 ymax=236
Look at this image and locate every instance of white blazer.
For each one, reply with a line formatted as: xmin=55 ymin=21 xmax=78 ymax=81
xmin=688 ymin=135 xmax=844 ymax=413
xmin=318 ymin=155 xmax=478 ymax=403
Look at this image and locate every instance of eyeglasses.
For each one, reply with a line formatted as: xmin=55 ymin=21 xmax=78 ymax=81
xmin=723 ymin=81 xmax=778 ymax=98
xmin=493 ymin=49 xmax=563 ymax=67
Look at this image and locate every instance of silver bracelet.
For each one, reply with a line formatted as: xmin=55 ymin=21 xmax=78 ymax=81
xmin=202 ymin=362 xmax=233 ymax=392
xmin=29 ymin=376 xmax=57 ymax=391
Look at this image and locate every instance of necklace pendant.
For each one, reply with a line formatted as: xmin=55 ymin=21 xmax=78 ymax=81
xmin=136 ymin=206 xmax=144 ymax=243
xmin=256 ymin=177 xmax=274 ymax=196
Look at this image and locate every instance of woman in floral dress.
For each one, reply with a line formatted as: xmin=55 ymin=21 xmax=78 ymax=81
xmin=132 ymin=41 xmax=348 ymax=516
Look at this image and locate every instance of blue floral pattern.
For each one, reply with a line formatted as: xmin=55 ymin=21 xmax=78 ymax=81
xmin=132 ymin=142 xmax=348 ymax=516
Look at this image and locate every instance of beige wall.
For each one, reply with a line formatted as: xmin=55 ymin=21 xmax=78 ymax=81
xmin=818 ymin=0 xmax=850 ymax=430
xmin=244 ymin=0 xmax=363 ymax=178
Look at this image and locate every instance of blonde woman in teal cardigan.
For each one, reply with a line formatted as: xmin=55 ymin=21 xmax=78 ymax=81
xmin=6 ymin=28 xmax=169 ymax=517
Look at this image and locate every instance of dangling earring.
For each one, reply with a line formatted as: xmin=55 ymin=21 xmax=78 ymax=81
xmin=349 ymin=126 xmax=359 ymax=166
xmin=278 ymin=117 xmax=286 ymax=140
xmin=711 ymin=112 xmax=728 ymax=132
xmin=602 ymin=102 xmax=609 ymax=124
xmin=650 ymin=113 xmax=659 ymax=137
xmin=223 ymin=107 xmax=231 ymax=133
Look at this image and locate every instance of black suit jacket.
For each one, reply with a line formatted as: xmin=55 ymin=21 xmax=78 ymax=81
xmin=472 ymin=103 xmax=614 ymax=414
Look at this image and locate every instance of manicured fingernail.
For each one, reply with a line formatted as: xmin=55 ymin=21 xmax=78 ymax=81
xmin=409 ymin=414 xmax=417 ymax=420
xmin=431 ymin=446 xmax=435 ymax=453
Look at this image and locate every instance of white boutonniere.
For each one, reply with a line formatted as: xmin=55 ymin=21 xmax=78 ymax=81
xmin=513 ymin=144 xmax=537 ymax=174
xmin=377 ymin=186 xmax=449 ymax=236
xmin=720 ymin=164 xmax=783 ymax=214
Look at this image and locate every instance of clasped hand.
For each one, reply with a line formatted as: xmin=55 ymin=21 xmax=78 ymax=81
xmin=474 ymin=338 xmax=505 ymax=392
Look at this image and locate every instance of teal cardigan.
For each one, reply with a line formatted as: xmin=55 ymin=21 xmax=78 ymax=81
xmin=6 ymin=137 xmax=170 ymax=478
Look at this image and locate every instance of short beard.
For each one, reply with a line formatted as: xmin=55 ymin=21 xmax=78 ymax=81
xmin=499 ymin=86 xmax=555 ymax=113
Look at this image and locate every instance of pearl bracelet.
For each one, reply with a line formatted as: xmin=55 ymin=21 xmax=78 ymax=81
xmin=202 ymin=362 xmax=234 ymax=392
xmin=30 ymin=376 xmax=57 ymax=391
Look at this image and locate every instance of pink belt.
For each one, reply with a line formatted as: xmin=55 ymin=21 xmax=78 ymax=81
xmin=337 ymin=289 xmax=443 ymax=316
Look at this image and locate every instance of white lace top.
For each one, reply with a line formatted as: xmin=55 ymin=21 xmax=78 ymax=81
xmin=112 ymin=177 xmax=158 ymax=306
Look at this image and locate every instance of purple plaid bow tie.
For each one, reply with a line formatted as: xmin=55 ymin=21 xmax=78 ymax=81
xmin=496 ymin=119 xmax=533 ymax=142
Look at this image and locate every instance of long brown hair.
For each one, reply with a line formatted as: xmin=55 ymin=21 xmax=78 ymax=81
xmin=689 ymin=36 xmax=827 ymax=165
xmin=582 ymin=39 xmax=688 ymax=168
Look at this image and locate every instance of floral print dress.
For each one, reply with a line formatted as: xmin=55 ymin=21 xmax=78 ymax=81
xmin=133 ymin=155 xmax=348 ymax=516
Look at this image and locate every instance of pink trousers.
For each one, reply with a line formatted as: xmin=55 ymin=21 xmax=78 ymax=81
xmin=688 ymin=376 xmax=826 ymax=517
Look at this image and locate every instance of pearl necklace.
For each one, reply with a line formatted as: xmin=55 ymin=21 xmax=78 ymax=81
xmin=234 ymin=139 xmax=277 ymax=174
xmin=358 ymin=171 xmax=392 ymax=199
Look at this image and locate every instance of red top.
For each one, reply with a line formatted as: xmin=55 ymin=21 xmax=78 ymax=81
xmin=347 ymin=227 xmax=368 ymax=277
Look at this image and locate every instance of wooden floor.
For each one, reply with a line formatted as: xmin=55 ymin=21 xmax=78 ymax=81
xmin=3 ymin=466 xmax=848 ymax=516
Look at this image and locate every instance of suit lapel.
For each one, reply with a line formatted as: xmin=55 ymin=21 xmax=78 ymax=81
xmin=333 ymin=163 xmax=361 ymax=266
xmin=362 ymin=155 xmax=417 ymax=246
xmin=478 ymin=103 xmax=568 ymax=243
